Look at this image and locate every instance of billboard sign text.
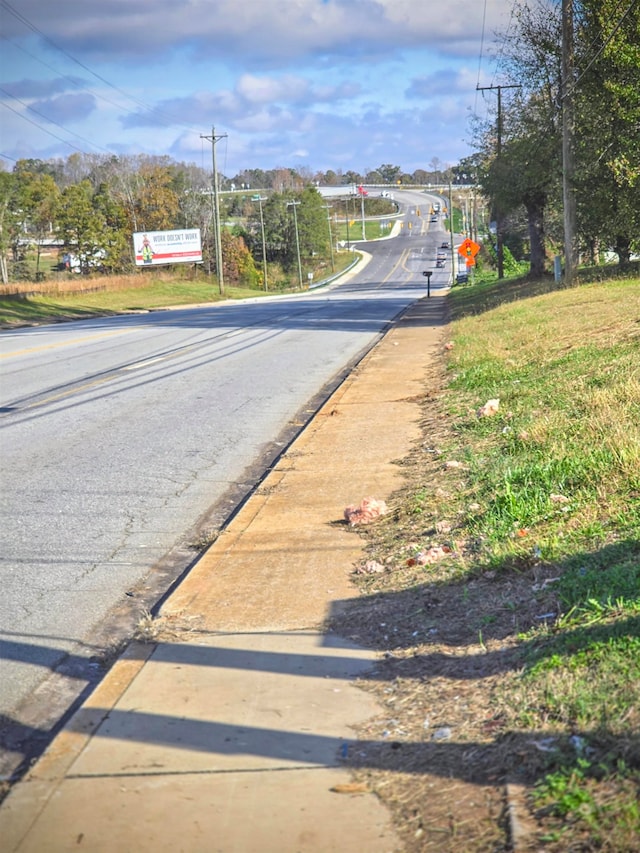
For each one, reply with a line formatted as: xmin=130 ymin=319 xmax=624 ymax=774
xmin=133 ymin=229 xmax=202 ymax=266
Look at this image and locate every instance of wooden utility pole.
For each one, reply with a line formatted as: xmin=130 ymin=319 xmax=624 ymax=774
xmin=200 ymin=127 xmax=227 ymax=295
xmin=477 ymin=83 xmax=520 ymax=278
xmin=562 ymin=0 xmax=577 ymax=284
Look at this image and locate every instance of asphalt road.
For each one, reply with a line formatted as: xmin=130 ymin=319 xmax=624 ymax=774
xmin=0 ymin=190 xmax=451 ymax=770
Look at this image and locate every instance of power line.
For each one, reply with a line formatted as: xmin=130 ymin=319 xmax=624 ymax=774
xmin=0 ymin=99 xmax=87 ymax=154
xmin=0 ymin=33 xmax=168 ymax=127
xmin=563 ymin=0 xmax=638 ymax=101
xmin=0 ymin=86 xmax=115 ymax=154
xmin=0 ymin=0 xmax=200 ymax=134
xmin=476 ymin=0 xmax=489 ymax=92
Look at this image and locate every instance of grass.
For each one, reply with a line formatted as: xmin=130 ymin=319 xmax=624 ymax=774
xmin=335 ymin=271 xmax=640 ymax=851
xmin=4 ymin=259 xmax=639 ymax=847
xmin=0 ymin=254 xmax=355 ymax=327
xmin=447 ymin=277 xmax=640 ymax=777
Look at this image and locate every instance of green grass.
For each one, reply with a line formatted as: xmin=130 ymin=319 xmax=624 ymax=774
xmin=0 ymin=254 xmax=355 ymax=327
xmin=0 ymin=279 xmax=229 ymax=326
xmin=422 ymin=273 xmax=640 ymax=843
xmin=334 ymin=217 xmax=396 ymax=242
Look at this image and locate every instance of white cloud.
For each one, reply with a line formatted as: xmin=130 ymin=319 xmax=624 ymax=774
xmin=4 ymin=0 xmax=514 ymax=66
xmin=0 ymin=0 xmax=517 ymax=172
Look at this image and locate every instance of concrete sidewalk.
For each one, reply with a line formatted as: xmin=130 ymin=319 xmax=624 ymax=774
xmin=0 ymin=293 xmax=448 ymax=853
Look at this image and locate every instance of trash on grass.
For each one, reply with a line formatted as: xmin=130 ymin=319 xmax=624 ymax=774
xmin=353 ymin=560 xmax=385 ymax=575
xmin=344 ymin=496 xmax=388 ymax=526
xmin=477 ymin=398 xmax=500 ymax=418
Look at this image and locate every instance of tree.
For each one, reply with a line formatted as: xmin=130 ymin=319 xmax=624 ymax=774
xmin=55 ymin=181 xmax=112 ymax=273
xmin=92 ymin=183 xmax=130 ymax=272
xmin=475 ymin=0 xmax=564 ymax=277
xmin=221 ymin=229 xmax=261 ymax=287
xmin=478 ymin=0 xmax=640 ymax=274
xmin=296 ymin=187 xmax=329 ymax=259
xmin=15 ymin=170 xmax=60 ymax=276
xmin=262 ymin=192 xmax=290 ymax=266
xmin=376 ymin=164 xmax=401 ymax=184
xmin=342 ymin=170 xmax=362 ymax=186
xmin=479 ymin=91 xmax=561 ymax=277
xmin=0 ymin=171 xmax=19 ymax=283
xmin=132 ymin=163 xmax=180 ymax=232
xmin=573 ymin=0 xmax=640 ymax=265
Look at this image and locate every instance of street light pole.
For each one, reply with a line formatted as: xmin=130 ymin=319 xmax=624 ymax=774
xmin=252 ymin=195 xmax=268 ymax=291
xmin=287 ymin=200 xmax=303 ymax=289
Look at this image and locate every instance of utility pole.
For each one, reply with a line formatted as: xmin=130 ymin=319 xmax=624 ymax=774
xmin=476 ymin=84 xmax=520 ymax=279
xmin=200 ymin=127 xmax=227 ymax=295
xmin=562 ymin=0 xmax=577 ymax=284
xmin=287 ymin=200 xmax=303 ymax=289
xmin=252 ymin=195 xmax=268 ymax=291
xmin=344 ymin=198 xmax=351 ymax=250
xmin=322 ymin=204 xmax=335 ymax=272
xmin=448 ymin=178 xmax=457 ymax=279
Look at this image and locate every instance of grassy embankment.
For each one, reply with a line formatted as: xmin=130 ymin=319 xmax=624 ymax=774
xmin=338 ymin=273 xmax=639 ymax=851
xmin=0 ymin=251 xmax=357 ymax=327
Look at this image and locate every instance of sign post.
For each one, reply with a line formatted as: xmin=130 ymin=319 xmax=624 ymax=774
xmin=457 ymin=237 xmax=480 ymax=262
xmin=422 ymin=269 xmax=432 ymax=297
xmin=457 ymin=237 xmax=480 ymax=281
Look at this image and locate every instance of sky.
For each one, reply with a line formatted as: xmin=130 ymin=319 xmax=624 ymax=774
xmin=0 ymin=0 xmax=515 ymax=179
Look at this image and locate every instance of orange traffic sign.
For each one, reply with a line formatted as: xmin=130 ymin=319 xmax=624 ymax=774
xmin=458 ymin=237 xmax=480 ymax=258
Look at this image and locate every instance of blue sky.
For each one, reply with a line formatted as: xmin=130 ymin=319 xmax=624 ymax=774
xmin=0 ymin=0 xmax=514 ymax=177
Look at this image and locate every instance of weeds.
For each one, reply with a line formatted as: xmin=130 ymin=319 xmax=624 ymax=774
xmin=339 ymin=274 xmax=640 ymax=851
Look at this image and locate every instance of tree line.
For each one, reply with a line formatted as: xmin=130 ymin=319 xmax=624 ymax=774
xmin=470 ymin=0 xmax=639 ymax=276
xmin=0 ymin=154 xmax=467 ymax=287
xmin=3 ymin=0 xmax=637 ymax=292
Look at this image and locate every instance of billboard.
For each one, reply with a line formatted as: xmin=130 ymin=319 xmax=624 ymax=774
xmin=133 ymin=229 xmax=202 ymax=266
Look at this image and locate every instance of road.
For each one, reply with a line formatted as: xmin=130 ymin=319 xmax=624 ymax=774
xmin=0 ymin=190 xmax=451 ymax=771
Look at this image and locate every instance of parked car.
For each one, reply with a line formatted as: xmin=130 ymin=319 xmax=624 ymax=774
xmin=455 ymin=271 xmax=469 ymax=284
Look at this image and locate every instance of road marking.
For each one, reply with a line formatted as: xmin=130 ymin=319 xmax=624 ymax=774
xmin=0 ymin=327 xmax=136 ymax=360
xmin=22 ymin=375 xmax=118 ymax=409
xmin=18 ymin=348 xmax=193 ymax=411
xmin=122 ymin=356 xmax=169 ymax=370
xmin=385 ymin=249 xmax=412 ymax=281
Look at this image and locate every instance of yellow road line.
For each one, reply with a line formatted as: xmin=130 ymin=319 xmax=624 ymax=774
xmin=0 ymin=327 xmax=136 ymax=360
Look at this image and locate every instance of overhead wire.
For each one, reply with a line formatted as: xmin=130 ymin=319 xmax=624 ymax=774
xmin=0 ymin=33 xmax=171 ymax=128
xmin=0 ymin=86 xmax=114 ymax=154
xmin=1 ymin=99 xmax=87 ymax=154
xmin=0 ymin=0 xmax=202 ymax=135
xmin=563 ymin=0 xmax=638 ymax=100
xmin=474 ymin=0 xmax=519 ymax=127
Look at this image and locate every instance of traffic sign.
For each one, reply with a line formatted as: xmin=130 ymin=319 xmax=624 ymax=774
xmin=458 ymin=237 xmax=480 ymax=258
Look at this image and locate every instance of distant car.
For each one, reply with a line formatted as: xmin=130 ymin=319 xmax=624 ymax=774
xmin=441 ymin=241 xmax=450 ymax=249
xmin=436 ymin=259 xmax=445 ymax=268
xmin=437 ymin=252 xmax=446 ymax=260
xmin=431 ymin=216 xmax=438 ymax=223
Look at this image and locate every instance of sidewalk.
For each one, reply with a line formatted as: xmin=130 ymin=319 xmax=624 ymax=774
xmin=0 ymin=293 xmax=449 ymax=853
